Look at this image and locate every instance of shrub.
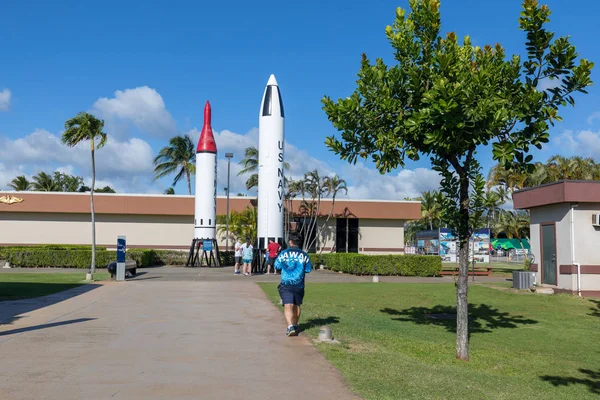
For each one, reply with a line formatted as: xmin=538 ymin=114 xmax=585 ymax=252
xmin=7 ymin=249 xmax=116 ymax=268
xmin=0 ymin=245 xmax=107 ymax=259
xmin=315 ymin=253 xmax=442 ymax=277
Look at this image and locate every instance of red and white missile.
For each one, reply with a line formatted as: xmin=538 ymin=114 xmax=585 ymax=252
xmin=194 ymin=101 xmax=217 ymax=240
xmin=257 ymin=74 xmax=285 ymax=249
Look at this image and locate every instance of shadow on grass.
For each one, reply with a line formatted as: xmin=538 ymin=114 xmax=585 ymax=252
xmin=588 ymin=300 xmax=600 ymax=319
xmin=0 ymin=318 xmax=96 ymax=337
xmin=541 ymin=368 xmax=600 ymax=395
xmin=299 ymin=316 xmax=340 ymax=332
xmin=381 ymin=304 xmax=537 ymax=334
xmin=0 ymin=283 xmax=100 ymax=325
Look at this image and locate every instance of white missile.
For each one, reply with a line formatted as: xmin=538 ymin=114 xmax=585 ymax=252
xmin=194 ymin=101 xmax=217 ymax=240
xmin=257 ymin=74 xmax=285 ymax=250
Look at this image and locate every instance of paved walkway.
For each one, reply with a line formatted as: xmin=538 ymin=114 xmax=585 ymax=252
xmin=0 ymin=279 xmax=360 ymax=400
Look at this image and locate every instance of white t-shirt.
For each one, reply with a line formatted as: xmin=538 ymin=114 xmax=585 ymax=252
xmin=234 ymin=241 xmax=242 ymax=257
xmin=241 ymin=243 xmax=253 ymax=260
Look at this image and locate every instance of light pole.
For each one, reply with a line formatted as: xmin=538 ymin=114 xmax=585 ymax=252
xmin=225 ymin=153 xmax=233 ymax=252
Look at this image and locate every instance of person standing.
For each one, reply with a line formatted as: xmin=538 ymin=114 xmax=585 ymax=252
xmin=274 ymin=233 xmax=312 ymax=336
xmin=234 ymin=238 xmax=242 ymax=275
xmin=241 ymin=238 xmax=254 ymax=276
xmin=266 ymin=238 xmax=281 ymax=275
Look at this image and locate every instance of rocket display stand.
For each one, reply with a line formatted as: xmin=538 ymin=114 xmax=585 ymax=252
xmin=252 ymin=248 xmax=266 ymax=274
xmin=186 ymin=238 xmax=221 ymax=268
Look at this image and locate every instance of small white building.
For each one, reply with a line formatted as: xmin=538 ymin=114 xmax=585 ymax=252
xmin=513 ymin=181 xmax=600 ymax=297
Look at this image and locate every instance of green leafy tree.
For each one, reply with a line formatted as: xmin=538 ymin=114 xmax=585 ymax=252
xmin=153 ymin=135 xmax=196 ymax=195
xmin=322 ymin=0 xmax=592 ymax=360
xmin=95 ymin=186 xmax=116 ymax=193
xmin=164 ymin=187 xmax=175 ymax=195
xmin=8 ymin=175 xmax=31 ymax=191
xmin=62 ymin=112 xmax=108 ymax=280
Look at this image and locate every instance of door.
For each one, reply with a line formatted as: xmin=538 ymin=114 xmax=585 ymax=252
xmin=347 ymin=219 xmax=359 ymax=253
xmin=541 ymin=224 xmax=556 ymax=285
xmin=336 ymin=218 xmax=347 ymax=253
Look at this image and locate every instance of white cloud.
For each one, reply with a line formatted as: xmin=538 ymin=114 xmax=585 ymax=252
xmin=0 ymin=89 xmax=11 ymax=111
xmin=553 ymin=129 xmax=600 ymax=158
xmin=0 ymin=130 xmax=157 ymax=193
xmin=537 ymin=77 xmax=561 ymax=92
xmin=587 ymin=112 xmax=600 ymax=126
xmin=92 ymin=86 xmax=176 ymax=138
xmin=339 ymin=164 xmax=441 ymax=200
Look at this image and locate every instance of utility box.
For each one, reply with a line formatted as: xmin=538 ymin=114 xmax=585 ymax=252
xmin=513 ymin=271 xmax=535 ymax=289
xmin=116 ymin=236 xmax=126 ymax=281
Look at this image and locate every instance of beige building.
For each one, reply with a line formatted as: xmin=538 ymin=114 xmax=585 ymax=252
xmin=0 ymin=192 xmax=421 ymax=254
xmin=513 ymin=181 xmax=600 ymax=297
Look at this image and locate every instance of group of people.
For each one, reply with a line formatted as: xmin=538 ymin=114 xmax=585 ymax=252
xmin=233 ymin=237 xmax=283 ymax=276
xmin=232 ymin=234 xmax=313 ymax=337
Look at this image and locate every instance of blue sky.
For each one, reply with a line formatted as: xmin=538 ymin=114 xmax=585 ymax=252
xmin=0 ymin=0 xmax=598 ymax=198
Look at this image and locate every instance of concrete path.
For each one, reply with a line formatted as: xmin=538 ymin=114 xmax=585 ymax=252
xmin=0 ymin=280 xmax=359 ymax=400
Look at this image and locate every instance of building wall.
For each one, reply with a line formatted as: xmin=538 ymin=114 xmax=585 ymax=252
xmin=314 ymin=218 xmax=405 ymax=254
xmin=530 ymin=203 xmax=600 ymax=291
xmin=573 ymin=204 xmax=600 ymax=291
xmin=0 ymin=212 xmax=194 ymax=249
xmin=530 ymin=203 xmax=572 ymax=288
xmin=358 ymin=219 xmax=404 ymax=253
xmin=0 ymin=213 xmax=406 ymax=254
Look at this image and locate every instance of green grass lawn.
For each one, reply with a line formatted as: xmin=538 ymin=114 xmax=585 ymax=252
xmin=0 ymin=272 xmax=108 ymax=301
xmin=259 ymin=282 xmax=600 ymax=399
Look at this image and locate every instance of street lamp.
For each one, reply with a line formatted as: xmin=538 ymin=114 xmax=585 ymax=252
xmin=225 ymin=153 xmax=234 ymax=252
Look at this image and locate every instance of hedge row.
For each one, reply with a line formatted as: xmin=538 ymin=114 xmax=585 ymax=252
xmin=307 ymin=253 xmax=442 ymax=277
xmin=2 ymin=246 xmax=236 ymax=268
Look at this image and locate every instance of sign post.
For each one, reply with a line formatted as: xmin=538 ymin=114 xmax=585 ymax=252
xmin=117 ymin=235 xmax=126 ymax=281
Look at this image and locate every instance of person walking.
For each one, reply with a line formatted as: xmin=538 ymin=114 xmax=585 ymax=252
xmin=234 ymin=238 xmax=242 ymax=275
xmin=274 ymin=233 xmax=312 ymax=336
xmin=266 ymin=238 xmax=281 ymax=275
xmin=241 ymin=238 xmax=254 ymax=276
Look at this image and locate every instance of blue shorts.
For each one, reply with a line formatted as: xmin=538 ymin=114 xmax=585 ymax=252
xmin=278 ymin=284 xmax=305 ymax=306
xmin=243 ymin=258 xmax=252 ymax=264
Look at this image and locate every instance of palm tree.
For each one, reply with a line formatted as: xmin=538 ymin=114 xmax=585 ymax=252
xmin=62 ymin=112 xmax=107 ymax=280
xmin=238 ymin=146 xmax=259 ymax=190
xmin=487 ymin=164 xmax=527 ymax=194
xmin=420 ymin=191 xmax=442 ymax=230
xmin=153 ymin=135 xmax=196 ymax=195
xmin=318 ymin=175 xmax=348 ymax=254
xmin=8 ymin=175 xmax=31 ymax=191
xmin=237 ymin=146 xmax=291 ymax=190
xmin=53 ymin=172 xmax=84 ymax=192
xmin=31 ymin=172 xmax=58 ymax=191
xmin=494 ymin=210 xmax=530 ymax=254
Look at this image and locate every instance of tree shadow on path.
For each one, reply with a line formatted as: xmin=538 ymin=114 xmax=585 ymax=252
xmin=0 ymin=318 xmax=96 ymax=338
xmin=299 ymin=316 xmax=340 ymax=332
xmin=541 ymin=368 xmax=600 ymax=395
xmin=381 ymin=304 xmax=537 ymax=334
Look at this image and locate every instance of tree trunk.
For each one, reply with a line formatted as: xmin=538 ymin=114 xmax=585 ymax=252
xmin=186 ymin=169 xmax=192 ymax=195
xmin=456 ymin=172 xmax=470 ymax=361
xmin=319 ymin=195 xmax=337 ymax=256
xmin=90 ymin=140 xmax=96 ymax=278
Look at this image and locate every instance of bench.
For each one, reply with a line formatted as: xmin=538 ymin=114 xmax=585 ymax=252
xmin=440 ymin=267 xmax=492 ymax=276
xmin=107 ymin=260 xmax=137 ymax=279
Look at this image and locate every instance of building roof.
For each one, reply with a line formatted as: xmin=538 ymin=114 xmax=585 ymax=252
xmin=0 ymin=191 xmax=421 ymax=220
xmin=513 ymin=180 xmax=600 ymax=209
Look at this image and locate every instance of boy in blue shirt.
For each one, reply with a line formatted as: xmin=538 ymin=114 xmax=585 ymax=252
xmin=274 ymin=233 xmax=312 ymax=336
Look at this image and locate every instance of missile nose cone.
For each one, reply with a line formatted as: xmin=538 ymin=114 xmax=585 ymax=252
xmin=204 ymin=101 xmax=211 ymax=124
xmin=197 ymin=101 xmax=217 ymax=153
xmin=267 ymin=74 xmax=278 ymax=86
xmin=261 ymin=75 xmax=284 ymax=118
